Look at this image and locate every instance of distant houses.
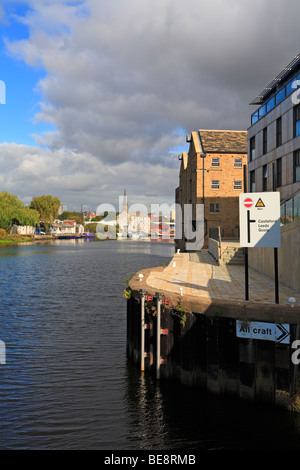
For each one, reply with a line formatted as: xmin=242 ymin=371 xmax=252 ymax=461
xmin=11 ymin=225 xmax=35 ymax=236
xmin=50 ymin=220 xmax=84 ymax=236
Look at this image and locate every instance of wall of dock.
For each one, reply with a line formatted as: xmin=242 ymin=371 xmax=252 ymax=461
xmin=127 ymin=294 xmax=300 ymax=410
xmin=248 ymin=219 xmax=300 ymax=292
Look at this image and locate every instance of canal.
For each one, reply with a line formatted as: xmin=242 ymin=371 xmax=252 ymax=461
xmin=0 ymin=239 xmax=300 ymax=450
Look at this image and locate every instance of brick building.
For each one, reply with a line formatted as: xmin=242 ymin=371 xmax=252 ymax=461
xmin=175 ymin=129 xmax=247 ymax=250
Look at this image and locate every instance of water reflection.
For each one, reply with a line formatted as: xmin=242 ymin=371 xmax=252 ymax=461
xmin=0 ymin=240 xmax=175 ymax=450
xmin=124 ymin=365 xmax=168 ymax=450
xmin=0 ymin=240 xmax=300 ymax=450
xmin=124 ymin=364 xmax=300 ymax=450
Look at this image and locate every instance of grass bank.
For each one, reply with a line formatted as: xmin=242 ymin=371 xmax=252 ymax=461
xmin=0 ymin=235 xmax=33 ymax=244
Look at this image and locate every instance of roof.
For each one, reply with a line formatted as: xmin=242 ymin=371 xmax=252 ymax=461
xmin=198 ymin=129 xmax=248 ymax=154
xmin=250 ymin=52 xmax=300 ymax=105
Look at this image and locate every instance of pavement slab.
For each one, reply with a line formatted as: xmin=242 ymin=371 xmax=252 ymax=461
xmin=146 ymin=250 xmax=300 ymax=307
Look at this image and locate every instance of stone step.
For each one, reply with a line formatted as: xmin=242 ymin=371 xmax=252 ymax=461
xmin=221 ymin=246 xmax=245 ymax=265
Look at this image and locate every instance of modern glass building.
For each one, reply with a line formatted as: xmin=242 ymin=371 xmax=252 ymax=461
xmin=247 ymin=53 xmax=300 ymax=292
xmin=247 ymin=53 xmax=300 ymax=208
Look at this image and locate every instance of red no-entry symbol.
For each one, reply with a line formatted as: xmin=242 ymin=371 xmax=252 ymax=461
xmin=244 ymin=198 xmax=253 ymax=208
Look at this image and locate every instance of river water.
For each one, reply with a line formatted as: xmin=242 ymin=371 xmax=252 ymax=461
xmin=0 ymin=239 xmax=300 ymax=451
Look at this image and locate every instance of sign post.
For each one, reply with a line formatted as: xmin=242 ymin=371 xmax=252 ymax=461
xmin=239 ymin=192 xmax=281 ymax=303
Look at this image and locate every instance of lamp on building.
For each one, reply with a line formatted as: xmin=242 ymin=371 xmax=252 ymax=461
xmin=288 ymin=297 xmax=296 ymax=307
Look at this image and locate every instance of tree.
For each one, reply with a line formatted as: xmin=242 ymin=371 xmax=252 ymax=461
xmin=0 ymin=192 xmax=39 ymax=230
xmin=30 ymin=195 xmax=61 ymax=229
xmin=58 ymin=211 xmax=83 ymax=225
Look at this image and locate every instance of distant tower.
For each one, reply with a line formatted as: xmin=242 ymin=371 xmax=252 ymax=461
xmin=121 ymin=189 xmax=128 ymax=214
xmin=118 ymin=188 xmax=128 ymax=232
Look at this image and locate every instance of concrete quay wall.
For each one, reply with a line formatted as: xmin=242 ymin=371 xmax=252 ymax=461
xmin=127 ymin=270 xmax=300 ymax=411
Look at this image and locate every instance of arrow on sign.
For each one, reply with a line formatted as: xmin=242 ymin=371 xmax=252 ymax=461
xmin=276 ymin=324 xmax=290 ymax=343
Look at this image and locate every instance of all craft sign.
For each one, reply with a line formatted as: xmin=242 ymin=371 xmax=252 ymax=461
xmin=236 ymin=320 xmax=290 ymax=344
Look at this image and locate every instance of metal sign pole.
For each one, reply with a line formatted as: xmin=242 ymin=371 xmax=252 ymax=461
xmin=245 ymin=248 xmax=249 ymax=301
xmin=243 ymin=165 xmax=249 ymax=301
xmin=274 ymin=247 xmax=279 ymax=304
xmin=240 ymin=189 xmax=281 ymax=304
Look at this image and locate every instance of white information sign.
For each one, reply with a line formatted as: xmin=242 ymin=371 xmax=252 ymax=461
xmin=239 ymin=192 xmax=281 ymax=248
xmin=236 ymin=320 xmax=290 ymax=344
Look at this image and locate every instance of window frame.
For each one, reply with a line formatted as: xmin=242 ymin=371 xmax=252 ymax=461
xmin=211 ymin=180 xmax=220 ymax=190
xmin=234 ymin=158 xmax=243 ymax=168
xmin=211 ymin=157 xmax=220 ymax=167
xmin=294 ymin=149 xmax=300 ymax=183
xmin=209 ymin=203 xmax=220 ymax=213
xmin=250 ymin=136 xmax=255 ymax=162
xmin=276 ymin=117 xmax=282 ymax=147
xmin=294 ymin=104 xmax=300 ymax=138
xmin=263 ymin=127 xmax=268 ymax=155
xmin=250 ymin=170 xmax=255 ymax=193
xmin=234 ymin=180 xmax=242 ymax=190
xmin=276 ymin=158 xmax=282 ymax=187
xmin=262 ymin=164 xmax=268 ymax=191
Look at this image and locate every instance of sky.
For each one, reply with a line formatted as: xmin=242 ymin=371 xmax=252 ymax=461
xmin=0 ymin=0 xmax=299 ymax=212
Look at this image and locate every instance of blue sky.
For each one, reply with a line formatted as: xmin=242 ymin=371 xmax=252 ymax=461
xmin=0 ymin=3 xmax=54 ymax=146
xmin=0 ymin=0 xmax=298 ymax=211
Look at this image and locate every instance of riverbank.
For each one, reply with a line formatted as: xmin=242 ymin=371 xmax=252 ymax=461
xmin=0 ymin=235 xmax=34 ymax=244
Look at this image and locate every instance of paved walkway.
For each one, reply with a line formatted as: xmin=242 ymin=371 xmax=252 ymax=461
xmin=146 ymin=250 xmax=300 ymax=307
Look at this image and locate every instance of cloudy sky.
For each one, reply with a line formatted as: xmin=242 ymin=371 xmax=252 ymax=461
xmin=0 ymin=0 xmax=299 ymax=212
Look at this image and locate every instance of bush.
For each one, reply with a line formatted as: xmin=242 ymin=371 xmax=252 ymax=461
xmin=0 ymin=228 xmax=7 ymax=238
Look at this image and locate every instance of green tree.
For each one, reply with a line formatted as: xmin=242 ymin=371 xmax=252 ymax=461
xmin=86 ymin=223 xmax=97 ymax=234
xmin=30 ymin=195 xmax=61 ymax=229
xmin=58 ymin=211 xmax=83 ymax=225
xmin=0 ymin=192 xmax=39 ymax=230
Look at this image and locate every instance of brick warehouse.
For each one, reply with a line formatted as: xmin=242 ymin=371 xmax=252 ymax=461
xmin=175 ymin=129 xmax=247 ymax=250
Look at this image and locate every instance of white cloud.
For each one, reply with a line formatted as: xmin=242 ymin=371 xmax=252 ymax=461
xmin=1 ymin=0 xmax=300 ymax=209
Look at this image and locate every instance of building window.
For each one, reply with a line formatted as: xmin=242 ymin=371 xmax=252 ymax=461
xmin=211 ymin=180 xmax=219 ymax=189
xmin=263 ymin=165 xmax=268 ymax=191
xmin=276 ymin=117 xmax=282 ymax=147
xmin=250 ymin=136 xmax=255 ymax=162
xmin=209 ymin=203 xmax=220 ymax=213
xmin=294 ymin=150 xmax=300 ymax=182
xmin=275 ymin=87 xmax=285 ymax=105
xmin=276 ymin=158 xmax=282 ymax=187
xmin=250 ymin=170 xmax=255 ymax=193
xmin=211 ymin=157 xmax=220 ymax=167
xmin=234 ymin=180 xmax=242 ymax=190
xmin=294 ymin=104 xmax=300 ymax=137
xmin=263 ymin=127 xmax=268 ymax=155
xmin=234 ymin=158 xmax=243 ymax=167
